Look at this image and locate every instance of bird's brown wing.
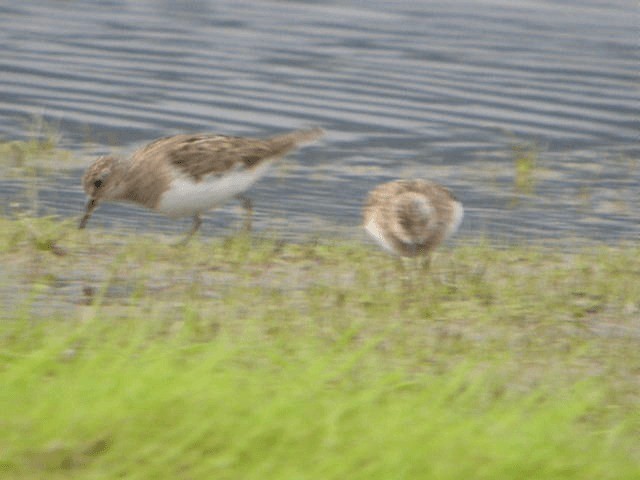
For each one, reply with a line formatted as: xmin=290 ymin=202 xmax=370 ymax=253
xmin=131 ymin=129 xmax=322 ymax=182
xmin=131 ymin=134 xmax=277 ymax=181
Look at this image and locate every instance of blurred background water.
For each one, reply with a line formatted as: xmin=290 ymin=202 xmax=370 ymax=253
xmin=0 ymin=0 xmax=638 ymax=244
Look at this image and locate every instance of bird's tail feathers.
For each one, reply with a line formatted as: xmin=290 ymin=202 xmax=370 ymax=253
xmin=267 ymin=127 xmax=324 ymax=155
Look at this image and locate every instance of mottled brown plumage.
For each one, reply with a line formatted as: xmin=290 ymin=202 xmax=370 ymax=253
xmin=363 ymin=179 xmax=463 ymax=258
xmin=137 ymin=129 xmax=320 ymax=181
xmin=79 ymin=127 xmax=324 ymax=240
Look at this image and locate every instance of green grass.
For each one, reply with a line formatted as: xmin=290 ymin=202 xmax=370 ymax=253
xmin=1 ymin=217 xmax=639 ymax=479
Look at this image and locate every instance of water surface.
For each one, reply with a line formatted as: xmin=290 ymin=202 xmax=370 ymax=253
xmin=1 ymin=0 xmax=638 ymax=244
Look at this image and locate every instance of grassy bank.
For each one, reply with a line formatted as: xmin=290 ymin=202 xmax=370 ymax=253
xmin=1 ymin=217 xmax=639 ymax=479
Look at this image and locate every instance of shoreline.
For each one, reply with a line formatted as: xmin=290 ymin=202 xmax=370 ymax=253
xmin=1 ymin=214 xmax=639 ymax=478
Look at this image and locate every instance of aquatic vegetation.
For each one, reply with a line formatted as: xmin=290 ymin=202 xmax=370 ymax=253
xmin=511 ymin=142 xmax=539 ymax=194
xmin=0 ymin=116 xmax=73 ymax=178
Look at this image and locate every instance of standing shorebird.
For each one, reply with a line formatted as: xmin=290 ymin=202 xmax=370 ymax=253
xmin=79 ymin=127 xmax=324 ymax=243
xmin=363 ymin=179 xmax=463 ymax=266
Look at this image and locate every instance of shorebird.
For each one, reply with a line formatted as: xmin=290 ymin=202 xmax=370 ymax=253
xmin=363 ymin=179 xmax=463 ymax=266
xmin=79 ymin=127 xmax=324 ymax=243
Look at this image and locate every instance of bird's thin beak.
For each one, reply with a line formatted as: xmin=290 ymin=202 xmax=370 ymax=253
xmin=79 ymin=198 xmax=97 ymax=229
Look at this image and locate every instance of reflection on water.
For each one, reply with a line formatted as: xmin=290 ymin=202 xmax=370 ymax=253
xmin=0 ymin=0 xmax=638 ymax=244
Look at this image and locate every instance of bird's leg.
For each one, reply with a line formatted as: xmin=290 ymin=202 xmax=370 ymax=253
xmin=395 ymin=256 xmax=412 ymax=290
xmin=79 ymin=198 xmax=98 ymax=229
xmin=410 ymin=254 xmax=432 ymax=291
xmin=236 ymin=194 xmax=253 ymax=232
xmin=419 ymin=254 xmax=432 ymax=273
xmin=175 ymin=214 xmax=202 ymax=246
xmin=393 ymin=256 xmax=416 ymax=308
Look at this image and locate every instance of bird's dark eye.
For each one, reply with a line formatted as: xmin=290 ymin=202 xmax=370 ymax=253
xmin=94 ymin=179 xmax=103 ymax=188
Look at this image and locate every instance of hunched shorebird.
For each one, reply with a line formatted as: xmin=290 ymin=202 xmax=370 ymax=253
xmin=363 ymin=179 xmax=463 ymax=267
xmin=79 ymin=127 xmax=324 ymax=243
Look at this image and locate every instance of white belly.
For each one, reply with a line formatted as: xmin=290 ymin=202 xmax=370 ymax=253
xmin=445 ymin=201 xmax=464 ymax=239
xmin=157 ymin=162 xmax=272 ymax=218
xmin=364 ymin=217 xmax=398 ymax=255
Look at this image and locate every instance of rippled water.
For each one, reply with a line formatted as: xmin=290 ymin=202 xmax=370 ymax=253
xmin=1 ymin=0 xmax=638 ymax=244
